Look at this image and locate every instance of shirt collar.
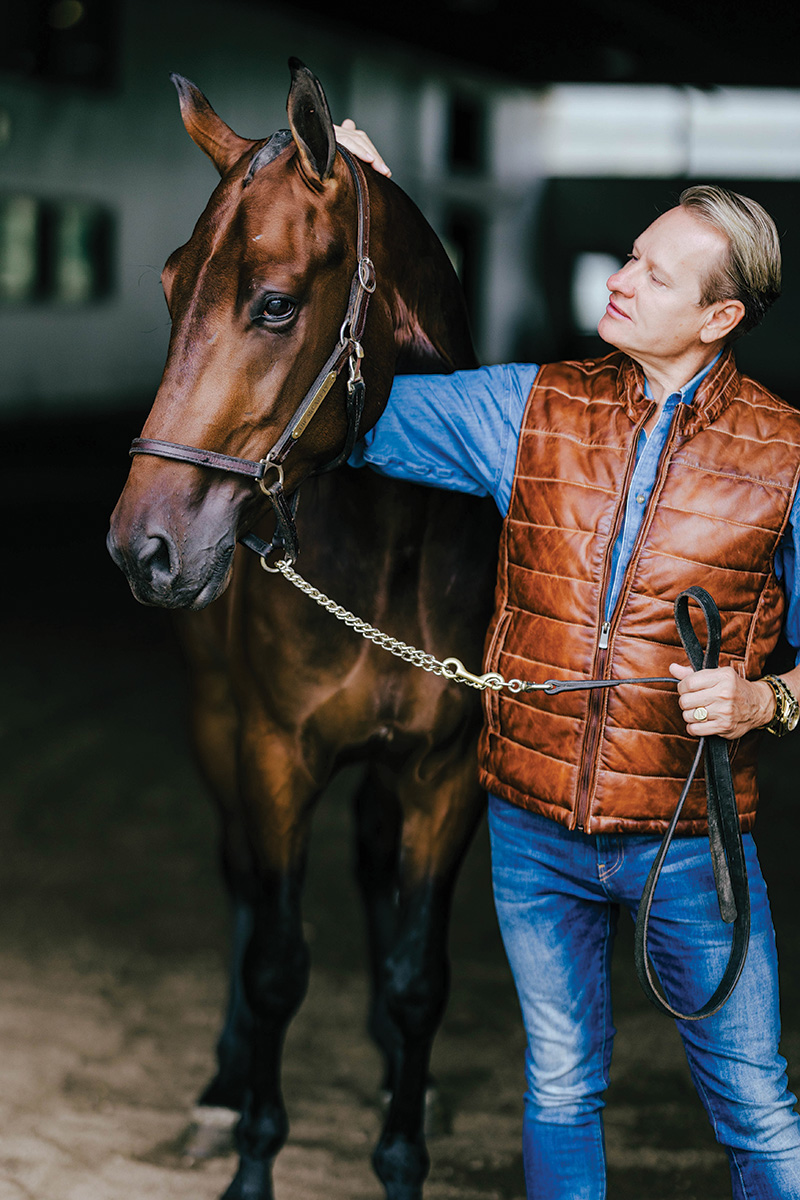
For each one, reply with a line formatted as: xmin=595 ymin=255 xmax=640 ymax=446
xmin=643 ymin=350 xmax=724 ymax=406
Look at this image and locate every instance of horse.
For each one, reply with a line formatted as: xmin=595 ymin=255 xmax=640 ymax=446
xmin=107 ymin=59 xmax=500 ymax=1200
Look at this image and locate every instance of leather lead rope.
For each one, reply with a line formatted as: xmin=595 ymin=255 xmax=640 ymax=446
xmin=633 ymin=585 xmax=750 ymax=1020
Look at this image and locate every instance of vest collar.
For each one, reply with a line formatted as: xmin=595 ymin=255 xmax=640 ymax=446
xmin=618 ymin=346 xmax=740 ymax=436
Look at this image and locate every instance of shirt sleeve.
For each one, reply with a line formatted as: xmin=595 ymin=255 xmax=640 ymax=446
xmin=774 ymin=484 xmax=800 ymax=663
xmin=348 ymin=363 xmax=538 ymax=516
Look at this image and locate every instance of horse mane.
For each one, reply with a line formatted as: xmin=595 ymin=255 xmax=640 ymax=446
xmin=380 ymin=179 xmax=479 ymax=376
xmin=243 ymin=130 xmax=294 ymax=187
xmin=392 ymin=292 xmax=464 ymax=375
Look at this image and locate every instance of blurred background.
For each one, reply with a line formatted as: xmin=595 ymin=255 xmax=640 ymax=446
xmin=2 ymin=0 xmax=799 ymax=409
xmin=1 ymin=3 xmax=799 ymax=1198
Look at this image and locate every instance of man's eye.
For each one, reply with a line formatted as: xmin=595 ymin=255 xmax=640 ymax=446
xmin=256 ymin=295 xmax=297 ymax=324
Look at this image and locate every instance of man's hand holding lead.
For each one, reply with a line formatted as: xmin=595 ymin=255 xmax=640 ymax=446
xmin=669 ymin=663 xmax=774 ymax=739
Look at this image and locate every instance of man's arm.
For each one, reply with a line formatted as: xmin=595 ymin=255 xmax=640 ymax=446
xmin=350 ymin=364 xmax=537 ymax=515
xmin=334 ymin=124 xmax=536 ymax=511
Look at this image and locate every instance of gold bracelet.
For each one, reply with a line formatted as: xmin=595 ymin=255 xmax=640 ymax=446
xmin=762 ymin=674 xmax=800 ymax=737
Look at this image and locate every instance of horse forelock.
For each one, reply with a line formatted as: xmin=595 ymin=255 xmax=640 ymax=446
xmin=243 ymin=129 xmax=294 ymax=187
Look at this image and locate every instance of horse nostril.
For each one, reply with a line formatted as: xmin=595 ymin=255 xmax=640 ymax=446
xmin=141 ymin=531 xmax=179 ymax=583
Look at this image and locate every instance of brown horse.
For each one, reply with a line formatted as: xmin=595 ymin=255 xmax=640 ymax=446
xmin=108 ymin=60 xmax=499 ymax=1200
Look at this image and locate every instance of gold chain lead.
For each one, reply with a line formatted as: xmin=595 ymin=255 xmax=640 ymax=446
xmin=261 ymin=556 xmax=522 ymax=692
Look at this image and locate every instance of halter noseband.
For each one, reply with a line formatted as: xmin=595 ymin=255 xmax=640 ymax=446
xmin=129 ymin=145 xmax=376 ymax=565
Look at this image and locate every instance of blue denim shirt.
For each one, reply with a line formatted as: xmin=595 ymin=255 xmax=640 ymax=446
xmin=349 ymin=361 xmax=800 ymax=656
xmin=603 ymin=355 xmax=719 ymax=621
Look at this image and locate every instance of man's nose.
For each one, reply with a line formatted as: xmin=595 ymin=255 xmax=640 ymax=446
xmin=607 ymin=261 xmax=634 ymax=294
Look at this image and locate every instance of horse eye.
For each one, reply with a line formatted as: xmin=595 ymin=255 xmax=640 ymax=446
xmin=257 ymin=295 xmax=296 ymax=324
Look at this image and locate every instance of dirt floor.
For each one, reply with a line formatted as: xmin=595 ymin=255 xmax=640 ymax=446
xmin=2 ymin=412 xmax=800 ymax=1200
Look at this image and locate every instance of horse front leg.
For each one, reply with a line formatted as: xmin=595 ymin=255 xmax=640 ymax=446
xmin=353 ymin=765 xmax=402 ymax=1084
xmin=201 ymin=875 xmax=255 ymax=1112
xmin=370 ymin=757 xmax=485 ymax=1200
xmin=222 ymin=869 xmax=310 ymax=1200
xmin=188 ymin=876 xmax=255 ymax=1158
xmin=175 ymin=610 xmax=257 ymax=1156
xmin=220 ymin=731 xmax=317 ymax=1200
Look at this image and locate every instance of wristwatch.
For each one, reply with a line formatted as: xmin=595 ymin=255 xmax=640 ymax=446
xmin=762 ymin=674 xmax=800 ymax=737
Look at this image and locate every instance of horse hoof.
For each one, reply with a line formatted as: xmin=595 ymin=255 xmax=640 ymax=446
xmin=180 ymin=1105 xmax=238 ymax=1162
xmin=379 ymin=1085 xmax=452 ymax=1139
xmin=373 ymin=1133 xmax=429 ymax=1200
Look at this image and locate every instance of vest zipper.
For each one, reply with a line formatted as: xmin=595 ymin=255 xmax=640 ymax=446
xmin=574 ymin=639 xmax=612 ymax=831
xmin=573 ymin=401 xmax=658 ymax=832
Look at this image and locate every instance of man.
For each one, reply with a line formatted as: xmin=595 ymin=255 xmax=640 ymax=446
xmin=338 ymin=125 xmax=800 ymax=1198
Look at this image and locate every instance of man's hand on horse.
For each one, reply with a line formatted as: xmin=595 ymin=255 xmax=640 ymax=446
xmin=669 ymin=663 xmax=775 ymax=739
xmin=334 ymin=119 xmax=392 ymax=176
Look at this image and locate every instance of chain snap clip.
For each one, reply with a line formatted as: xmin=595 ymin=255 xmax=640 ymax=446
xmin=441 ymin=658 xmax=505 ymax=691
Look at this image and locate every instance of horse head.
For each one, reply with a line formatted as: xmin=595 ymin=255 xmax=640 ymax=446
xmin=108 ymin=59 xmax=474 ymax=609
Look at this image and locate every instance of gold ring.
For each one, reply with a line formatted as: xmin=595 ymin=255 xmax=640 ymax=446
xmin=693 ymin=706 xmax=709 ymax=722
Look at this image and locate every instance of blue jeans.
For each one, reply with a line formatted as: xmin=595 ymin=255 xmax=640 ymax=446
xmin=488 ymin=794 xmax=800 ymax=1199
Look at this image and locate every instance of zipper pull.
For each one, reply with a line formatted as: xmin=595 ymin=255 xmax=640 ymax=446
xmin=598 ymin=621 xmax=611 ymax=649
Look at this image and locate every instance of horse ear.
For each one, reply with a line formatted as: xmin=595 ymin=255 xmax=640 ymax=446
xmin=286 ymin=58 xmax=336 ymax=186
xmin=171 ymin=74 xmax=253 ymax=176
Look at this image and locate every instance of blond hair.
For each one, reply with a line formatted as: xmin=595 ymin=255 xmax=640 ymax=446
xmin=679 ymin=185 xmax=781 ymax=339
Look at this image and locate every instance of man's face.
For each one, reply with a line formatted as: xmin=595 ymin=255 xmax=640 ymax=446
xmin=597 ymin=206 xmax=729 ymax=364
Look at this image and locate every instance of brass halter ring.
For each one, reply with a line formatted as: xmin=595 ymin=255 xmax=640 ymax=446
xmin=257 ymin=459 xmax=284 ymax=498
xmin=258 ymin=552 xmax=288 ymax=574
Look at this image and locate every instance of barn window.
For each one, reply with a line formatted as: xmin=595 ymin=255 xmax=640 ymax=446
xmin=0 ymin=194 xmax=114 ymax=305
xmin=0 ymin=195 xmax=40 ymax=302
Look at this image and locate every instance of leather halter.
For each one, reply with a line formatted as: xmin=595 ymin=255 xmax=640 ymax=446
xmin=129 ymin=145 xmax=375 ymax=565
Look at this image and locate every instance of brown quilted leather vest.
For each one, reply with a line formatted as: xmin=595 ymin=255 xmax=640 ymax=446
xmin=478 ymin=349 xmax=800 ymax=836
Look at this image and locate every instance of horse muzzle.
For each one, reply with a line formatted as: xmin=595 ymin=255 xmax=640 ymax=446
xmin=107 ymin=502 xmax=237 ymax=610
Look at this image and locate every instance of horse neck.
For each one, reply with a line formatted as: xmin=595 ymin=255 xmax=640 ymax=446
xmin=373 ymin=183 xmax=478 ymax=376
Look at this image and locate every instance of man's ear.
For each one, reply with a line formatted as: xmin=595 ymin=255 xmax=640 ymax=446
xmin=700 ymin=298 xmax=746 ymax=344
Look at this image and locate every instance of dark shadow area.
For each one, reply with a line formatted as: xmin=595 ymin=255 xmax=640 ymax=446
xmin=280 ymin=0 xmax=800 ymax=89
